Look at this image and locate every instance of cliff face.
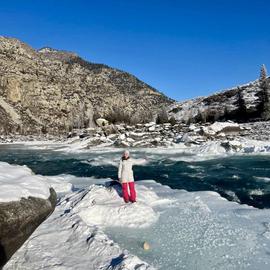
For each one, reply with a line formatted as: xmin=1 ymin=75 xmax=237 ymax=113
xmin=168 ymin=78 xmax=270 ymax=123
xmin=0 ymin=37 xmax=174 ymax=135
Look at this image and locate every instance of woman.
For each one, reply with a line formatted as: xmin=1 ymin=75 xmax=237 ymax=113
xmin=118 ymin=150 xmax=146 ymax=203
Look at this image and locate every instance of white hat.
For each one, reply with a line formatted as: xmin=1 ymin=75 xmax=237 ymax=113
xmin=123 ymin=149 xmax=130 ymax=156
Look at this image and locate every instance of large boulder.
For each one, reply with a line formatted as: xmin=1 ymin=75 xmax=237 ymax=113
xmin=202 ymin=121 xmax=240 ymax=137
xmin=0 ymin=188 xmax=57 ymax=267
xmin=95 ymin=118 xmax=109 ymax=127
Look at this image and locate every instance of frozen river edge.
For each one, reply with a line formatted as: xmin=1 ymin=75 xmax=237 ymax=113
xmin=2 ymin=161 xmax=270 ymax=270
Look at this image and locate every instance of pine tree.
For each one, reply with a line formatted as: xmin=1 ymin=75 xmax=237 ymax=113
xmin=237 ymin=87 xmax=247 ymax=121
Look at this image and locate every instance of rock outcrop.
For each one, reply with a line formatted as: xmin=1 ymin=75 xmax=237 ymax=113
xmin=0 ymin=188 xmax=57 ymax=268
xmin=0 ymin=37 xmax=174 ymax=135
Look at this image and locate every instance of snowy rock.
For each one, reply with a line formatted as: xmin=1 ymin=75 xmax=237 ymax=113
xmin=216 ymin=132 xmax=226 ymax=138
xmin=125 ymin=125 xmax=135 ymax=131
xmin=153 ymin=137 xmax=161 ymax=142
xmin=114 ymin=140 xmax=130 ymax=147
xmin=195 ymin=142 xmax=227 ymax=155
xmin=203 ymin=121 xmax=240 ymax=136
xmin=175 ymin=133 xmax=199 ymax=145
xmin=188 ymin=124 xmax=197 ymax=131
xmin=148 ymin=125 xmax=156 ymax=132
xmin=0 ymin=162 xmax=57 ymax=268
xmin=144 ymin=122 xmax=156 ymax=127
xmin=126 ymin=137 xmax=135 ymax=143
xmin=107 ymin=133 xmax=119 ymax=140
xmin=210 ymin=121 xmax=240 ymax=134
xmin=95 ymin=118 xmax=109 ymax=127
xmin=115 ymin=124 xmax=126 ymax=132
xmin=221 ymin=140 xmax=242 ymax=152
xmin=118 ymin=133 xmax=126 ymax=140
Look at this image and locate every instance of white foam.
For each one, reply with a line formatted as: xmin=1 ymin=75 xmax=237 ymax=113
xmin=249 ymin=189 xmax=264 ymax=196
xmin=254 ymin=176 xmax=270 ymax=182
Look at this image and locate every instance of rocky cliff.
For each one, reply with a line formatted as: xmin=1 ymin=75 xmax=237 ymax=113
xmin=168 ymin=77 xmax=270 ymax=123
xmin=0 ymin=37 xmax=174 ymax=135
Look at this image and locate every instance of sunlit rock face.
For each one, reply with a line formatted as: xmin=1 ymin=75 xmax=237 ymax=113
xmin=0 ymin=37 xmax=173 ymax=135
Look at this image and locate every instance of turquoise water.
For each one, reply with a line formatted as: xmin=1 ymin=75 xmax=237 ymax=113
xmin=0 ymin=144 xmax=269 ymax=208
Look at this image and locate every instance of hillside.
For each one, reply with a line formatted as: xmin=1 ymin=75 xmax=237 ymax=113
xmin=0 ymin=37 xmax=174 ymax=135
xmin=168 ymin=76 xmax=270 ymax=124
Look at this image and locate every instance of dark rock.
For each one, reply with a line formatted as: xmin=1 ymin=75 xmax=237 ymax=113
xmin=102 ymin=125 xmax=119 ymax=136
xmin=0 ymin=188 xmax=57 ymax=268
xmin=79 ymin=133 xmax=88 ymax=139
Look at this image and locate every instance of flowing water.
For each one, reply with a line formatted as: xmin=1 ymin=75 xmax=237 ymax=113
xmin=0 ymin=144 xmax=269 ymax=209
xmin=2 ymin=144 xmax=270 ymax=269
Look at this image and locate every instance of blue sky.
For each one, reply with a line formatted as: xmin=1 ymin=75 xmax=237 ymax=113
xmin=1 ymin=0 xmax=270 ymax=101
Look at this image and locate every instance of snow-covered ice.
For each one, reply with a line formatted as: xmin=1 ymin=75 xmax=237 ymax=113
xmin=4 ymin=178 xmax=158 ymax=270
xmin=73 ymin=183 xmax=169 ymax=228
xmin=4 ymin=167 xmax=270 ymax=270
xmin=43 ymin=174 xmax=74 ymax=194
xmin=0 ymin=162 xmax=50 ymax=202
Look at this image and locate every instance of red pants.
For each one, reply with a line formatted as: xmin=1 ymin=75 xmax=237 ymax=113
xmin=122 ymin=182 xmax=136 ymax=203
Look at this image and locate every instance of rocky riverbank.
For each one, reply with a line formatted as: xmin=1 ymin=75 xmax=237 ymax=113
xmin=1 ymin=120 xmax=270 ymax=146
xmin=1 ymin=120 xmax=270 ymax=152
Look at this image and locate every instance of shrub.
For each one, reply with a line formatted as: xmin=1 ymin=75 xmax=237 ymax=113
xmin=168 ymin=116 xmax=177 ymax=125
xmin=156 ymin=108 xmax=169 ymax=124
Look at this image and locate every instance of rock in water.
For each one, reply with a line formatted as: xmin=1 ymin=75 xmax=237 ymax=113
xmin=143 ymin=241 xmax=150 ymax=250
xmin=0 ymin=188 xmax=57 ymax=268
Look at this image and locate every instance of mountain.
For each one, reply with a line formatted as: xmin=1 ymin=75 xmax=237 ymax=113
xmin=0 ymin=37 xmax=174 ymax=135
xmin=168 ymin=76 xmax=270 ymax=124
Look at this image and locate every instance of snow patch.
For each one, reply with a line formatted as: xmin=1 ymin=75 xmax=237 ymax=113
xmin=72 ymin=184 xmax=169 ymax=228
xmin=0 ymin=162 xmax=50 ymax=202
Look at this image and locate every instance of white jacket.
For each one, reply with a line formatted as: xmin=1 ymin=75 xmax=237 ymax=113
xmin=118 ymin=157 xmax=146 ymax=183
